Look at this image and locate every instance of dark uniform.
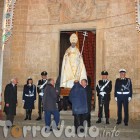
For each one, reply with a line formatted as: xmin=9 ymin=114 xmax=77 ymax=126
xmin=36 ymin=71 xmax=47 ymax=120
xmin=115 ymin=69 xmax=132 ymax=126
xmin=96 ymin=71 xmax=112 ymax=124
xmin=23 ymin=82 xmax=36 ymax=120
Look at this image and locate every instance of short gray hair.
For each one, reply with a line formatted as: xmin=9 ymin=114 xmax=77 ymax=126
xmin=10 ymin=78 xmax=17 ymax=83
xmin=47 ymin=78 xmax=54 ymax=84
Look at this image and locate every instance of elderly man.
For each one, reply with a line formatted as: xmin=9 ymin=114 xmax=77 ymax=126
xmin=115 ymin=69 xmax=132 ymax=126
xmin=69 ymin=80 xmax=88 ymax=133
xmin=42 ymin=78 xmax=60 ymax=131
xmin=60 ymin=33 xmax=87 ymax=88
xmin=4 ymin=78 xmax=18 ymax=126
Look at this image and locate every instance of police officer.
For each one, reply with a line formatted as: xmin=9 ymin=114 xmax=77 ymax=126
xmin=36 ymin=71 xmax=48 ymax=121
xmin=96 ymin=71 xmax=112 ymax=124
xmin=115 ymin=69 xmax=132 ymax=126
xmin=23 ymin=77 xmax=36 ymax=120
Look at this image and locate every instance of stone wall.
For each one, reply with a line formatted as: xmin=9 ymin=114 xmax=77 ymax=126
xmin=1 ymin=0 xmax=140 ymax=119
xmin=103 ymin=0 xmax=140 ymax=119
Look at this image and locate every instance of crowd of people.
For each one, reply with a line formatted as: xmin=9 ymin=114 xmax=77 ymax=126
xmin=3 ymin=68 xmax=132 ymax=133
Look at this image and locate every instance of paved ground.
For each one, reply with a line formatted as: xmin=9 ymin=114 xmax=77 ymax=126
xmin=0 ymin=111 xmax=140 ymax=140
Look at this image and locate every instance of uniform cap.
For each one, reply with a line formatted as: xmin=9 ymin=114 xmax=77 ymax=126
xmin=27 ymin=77 xmax=32 ymax=80
xmin=101 ymin=71 xmax=108 ymax=75
xmin=119 ymin=69 xmax=126 ymax=73
xmin=41 ymin=71 xmax=48 ymax=76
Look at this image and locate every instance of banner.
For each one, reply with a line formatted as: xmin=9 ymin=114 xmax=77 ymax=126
xmin=2 ymin=0 xmax=17 ymax=44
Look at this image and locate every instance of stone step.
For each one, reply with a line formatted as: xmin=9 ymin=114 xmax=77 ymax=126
xmin=2 ymin=113 xmax=140 ymax=136
xmin=60 ymin=111 xmax=98 ymax=120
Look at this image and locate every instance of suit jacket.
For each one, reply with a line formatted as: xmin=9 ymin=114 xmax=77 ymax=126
xmin=4 ymin=83 xmax=17 ymax=115
xmin=42 ymin=84 xmax=58 ymax=111
xmin=69 ymin=82 xmax=88 ymax=115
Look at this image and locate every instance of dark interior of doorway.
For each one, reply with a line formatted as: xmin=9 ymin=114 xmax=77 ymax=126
xmin=59 ymin=30 xmax=96 ymax=110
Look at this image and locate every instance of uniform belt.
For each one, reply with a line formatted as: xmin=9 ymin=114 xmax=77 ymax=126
xmin=117 ymin=92 xmax=129 ymax=94
xmin=100 ymin=92 xmax=106 ymax=94
xmin=99 ymin=92 xmax=106 ymax=97
xmin=25 ymin=94 xmax=34 ymax=97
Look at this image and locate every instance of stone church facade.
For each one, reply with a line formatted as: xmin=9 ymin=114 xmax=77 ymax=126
xmin=0 ymin=0 xmax=140 ymax=119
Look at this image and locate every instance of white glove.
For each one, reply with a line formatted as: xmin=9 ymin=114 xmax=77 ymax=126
xmin=115 ymin=97 xmax=117 ymax=102
xmin=22 ymin=100 xmax=25 ymax=103
xmin=60 ymin=95 xmax=63 ymax=99
xmin=128 ymin=97 xmax=132 ymax=102
xmin=34 ymin=100 xmax=36 ymax=103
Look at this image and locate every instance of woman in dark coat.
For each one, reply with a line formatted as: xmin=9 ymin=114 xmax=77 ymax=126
xmin=22 ymin=77 xmax=36 ymax=120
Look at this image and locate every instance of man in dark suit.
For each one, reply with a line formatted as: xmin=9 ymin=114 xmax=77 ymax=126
xmin=81 ymin=79 xmax=92 ymax=127
xmin=115 ymin=69 xmax=132 ymax=126
xmin=36 ymin=71 xmax=48 ymax=120
xmin=4 ymin=78 xmax=18 ymax=125
xmin=96 ymin=71 xmax=112 ymax=124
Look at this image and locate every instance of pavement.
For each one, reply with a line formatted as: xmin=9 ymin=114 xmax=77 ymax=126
xmin=0 ymin=111 xmax=140 ymax=140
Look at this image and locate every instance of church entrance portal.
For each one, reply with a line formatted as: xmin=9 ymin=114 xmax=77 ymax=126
xmin=59 ymin=30 xmax=96 ymax=111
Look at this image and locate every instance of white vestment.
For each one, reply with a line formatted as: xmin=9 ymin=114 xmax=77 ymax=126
xmin=60 ymin=46 xmax=87 ymax=88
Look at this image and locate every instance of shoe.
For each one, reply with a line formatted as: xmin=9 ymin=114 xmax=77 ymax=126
xmin=49 ymin=127 xmax=52 ymax=131
xmin=52 ymin=127 xmax=60 ymax=131
xmin=57 ymin=127 xmax=60 ymax=130
xmin=24 ymin=117 xmax=28 ymax=120
xmin=36 ymin=117 xmax=41 ymax=121
xmin=29 ymin=117 xmax=31 ymax=120
xmin=6 ymin=126 xmax=10 ymax=129
xmin=116 ymin=122 xmax=121 ymax=125
xmin=96 ymin=119 xmax=101 ymax=123
xmin=45 ymin=127 xmax=52 ymax=132
xmin=124 ymin=123 xmax=128 ymax=126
